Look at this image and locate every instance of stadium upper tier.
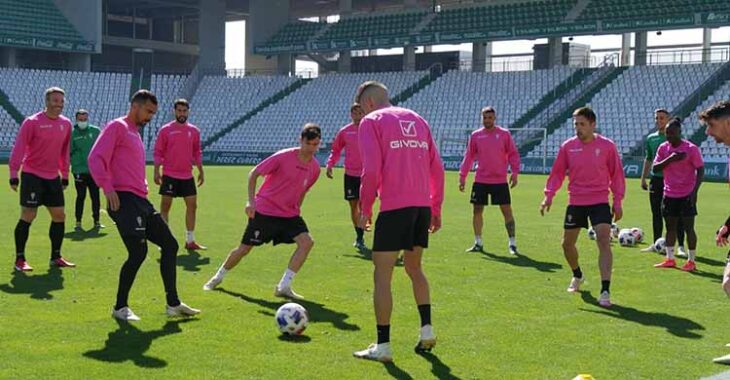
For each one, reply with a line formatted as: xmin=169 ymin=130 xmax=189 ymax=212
xmin=266 ymin=21 xmax=326 ymax=48
xmin=0 ymin=0 xmax=85 ymax=42
xmin=208 ymin=71 xmax=426 ymax=152
xmin=317 ymin=11 xmax=426 ymax=41
xmin=0 ymin=68 xmax=130 ymax=132
xmin=582 ymin=0 xmax=730 ymax=22
xmin=526 ymin=63 xmax=723 ymax=159
xmin=401 ymin=67 xmax=576 ymax=157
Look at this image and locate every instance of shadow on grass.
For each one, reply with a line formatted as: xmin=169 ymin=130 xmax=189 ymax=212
xmin=479 ymin=250 xmax=563 ymax=273
xmin=417 ymin=351 xmax=461 ymax=380
xmin=343 ymin=250 xmax=405 ymax=267
xmin=177 ymin=249 xmax=210 ymax=272
xmin=215 ymin=288 xmax=360 ymax=331
xmin=64 ymin=228 xmax=108 ymax=241
xmin=383 ymin=362 xmax=413 ymax=380
xmin=687 ymin=268 xmax=723 ymax=283
xmin=579 ymin=291 xmax=704 ymax=339
xmin=694 ymin=256 xmax=727 ymax=268
xmin=0 ymin=267 xmax=63 ymax=300
xmin=83 ymin=318 xmax=198 ymax=368
xmin=277 ymin=334 xmax=312 ymax=343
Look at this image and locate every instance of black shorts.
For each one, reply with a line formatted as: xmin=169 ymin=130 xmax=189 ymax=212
xmin=470 ymin=182 xmax=511 ymax=206
xmin=344 ymin=174 xmax=361 ymax=200
xmin=241 ymin=212 xmax=309 ymax=246
xmin=107 ymin=191 xmax=165 ymax=239
xmin=564 ymin=203 xmax=612 ymax=229
xmin=373 ymin=207 xmax=431 ymax=252
xmin=19 ymin=172 xmax=64 ymax=208
xmin=662 ymin=196 xmax=697 ymax=218
xmin=159 ymin=175 xmax=197 ymax=197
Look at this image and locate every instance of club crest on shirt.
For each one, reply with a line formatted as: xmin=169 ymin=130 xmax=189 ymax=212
xmin=595 ymin=148 xmax=601 ymax=156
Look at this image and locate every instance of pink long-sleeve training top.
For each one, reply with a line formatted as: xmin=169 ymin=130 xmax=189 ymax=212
xmin=654 ymin=140 xmax=704 ymax=199
xmin=325 ymin=123 xmax=362 ymax=177
xmin=254 ymin=148 xmax=321 ymax=218
xmin=459 ymin=126 xmax=520 ymax=185
xmin=544 ymin=134 xmax=625 ymax=209
xmin=358 ymin=106 xmax=445 ymax=218
xmin=9 ymin=111 xmax=71 ymax=180
xmin=153 ymin=121 xmax=202 ymax=179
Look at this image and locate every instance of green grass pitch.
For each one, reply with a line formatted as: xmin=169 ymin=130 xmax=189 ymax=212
xmin=1 ymin=166 xmax=729 ymax=379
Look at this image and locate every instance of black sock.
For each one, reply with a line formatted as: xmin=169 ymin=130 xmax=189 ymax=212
xmin=355 ymin=227 xmax=364 ymax=241
xmin=601 ymin=280 xmax=610 ymax=294
xmin=49 ymin=222 xmax=64 ymax=260
xmin=15 ymin=220 xmax=31 ymax=260
xmin=418 ymin=304 xmax=431 ymax=327
xmin=376 ymin=324 xmax=390 ymax=344
xmin=572 ymin=266 xmax=583 ymax=279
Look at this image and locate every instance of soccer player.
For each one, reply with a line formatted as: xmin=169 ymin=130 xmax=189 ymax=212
xmin=698 ymin=101 xmax=730 ymax=365
xmin=639 ymin=109 xmax=686 ymax=254
xmin=153 ymin=99 xmax=206 ymax=250
xmin=89 ymin=90 xmax=199 ymax=321
xmin=459 ymin=106 xmax=520 ymax=255
xmin=203 ymin=124 xmax=322 ymax=300
xmin=540 ymin=107 xmax=624 ymax=308
xmin=652 ymin=118 xmax=704 ymax=272
xmin=70 ymin=109 xmax=103 ymax=231
xmin=326 ymin=103 xmax=367 ymax=251
xmin=9 ymin=87 xmax=75 ymax=271
xmin=352 ymin=81 xmax=444 ymax=363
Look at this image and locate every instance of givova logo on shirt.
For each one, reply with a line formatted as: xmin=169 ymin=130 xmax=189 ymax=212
xmin=399 ymin=120 xmax=417 ymax=137
xmin=391 ymin=120 xmax=428 ymax=150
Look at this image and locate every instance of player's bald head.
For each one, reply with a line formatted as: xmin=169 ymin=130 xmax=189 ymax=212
xmin=355 ymin=81 xmax=390 ymax=114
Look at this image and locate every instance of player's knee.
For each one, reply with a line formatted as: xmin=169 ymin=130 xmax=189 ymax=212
xmin=404 ymin=261 xmax=422 ymax=277
xmin=596 ymin=233 xmax=611 ymax=246
xmin=300 ymin=236 xmax=314 ymax=249
xmin=473 ymin=206 xmax=484 ymax=215
xmin=164 ymin=237 xmax=179 ymax=256
xmin=561 ymin=240 xmax=574 ymax=251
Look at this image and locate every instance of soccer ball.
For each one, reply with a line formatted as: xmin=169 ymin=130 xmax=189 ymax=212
xmin=275 ymin=303 xmax=309 ymax=335
xmin=610 ymin=223 xmax=620 ymax=239
xmin=587 ymin=227 xmax=597 ymax=240
xmin=630 ymin=227 xmax=644 ymax=243
xmin=618 ymin=229 xmax=637 ymax=246
xmin=653 ymin=237 xmax=666 ymax=252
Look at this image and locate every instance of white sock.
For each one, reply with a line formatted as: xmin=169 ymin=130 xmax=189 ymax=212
xmin=688 ymin=249 xmax=696 ymax=262
xmin=215 ymin=265 xmax=228 ymax=279
xmin=420 ymin=324 xmax=433 ymax=338
xmin=475 ymin=236 xmax=482 ymax=245
xmin=278 ymin=268 xmax=296 ymax=290
xmin=186 ymin=231 xmax=195 ymax=243
xmin=666 ymin=247 xmax=675 ymax=260
xmin=508 ymin=237 xmax=516 ymax=246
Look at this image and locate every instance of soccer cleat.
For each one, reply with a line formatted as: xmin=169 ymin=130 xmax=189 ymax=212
xmin=50 ymin=257 xmax=76 ymax=268
xmin=275 ymin=286 xmax=304 ymax=300
xmin=353 ymin=240 xmax=368 ymax=252
xmin=508 ymin=245 xmax=519 ymax=255
xmin=185 ymin=241 xmax=207 ymax=250
xmin=94 ymin=222 xmax=105 ymax=229
xmin=14 ymin=259 xmax=32 ymax=272
xmin=166 ymin=302 xmax=201 ymax=317
xmin=415 ymin=325 xmax=436 ymax=353
xmin=353 ymin=343 xmax=393 ymax=363
xmin=74 ymin=223 xmax=83 ymax=232
xmin=680 ymin=261 xmax=696 ymax=272
xmin=598 ymin=291 xmax=612 ymax=308
xmin=465 ymin=243 xmax=484 ymax=253
xmin=112 ymin=306 xmax=141 ymax=321
xmin=567 ymin=277 xmax=584 ymax=293
xmin=677 ymin=246 xmax=688 ymax=258
xmin=202 ymin=276 xmax=222 ymax=291
xmin=713 ymin=354 xmax=730 ymax=365
xmin=653 ymin=259 xmax=676 ymax=269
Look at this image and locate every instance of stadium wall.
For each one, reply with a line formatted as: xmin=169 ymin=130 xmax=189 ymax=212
xmin=53 ymin=0 xmax=102 ymax=53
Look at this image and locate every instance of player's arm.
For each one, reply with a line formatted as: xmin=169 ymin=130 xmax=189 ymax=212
xmin=541 ymin=144 xmax=567 ymax=215
xmin=507 ymin=133 xmax=520 ymax=188
xmin=8 ymin=118 xmax=32 ymax=190
xmin=193 ymin=130 xmax=204 ymax=187
xmin=59 ymin=123 xmax=71 ymax=189
xmin=458 ymin=135 xmax=475 ymax=192
xmin=428 ymin=128 xmax=445 ymax=233
xmin=609 ymin=143 xmax=626 ymax=222
xmin=153 ymin=129 xmax=165 ymax=185
xmin=652 ymin=148 xmax=685 ymax=172
xmin=88 ymin=123 xmax=120 ymax=211
xmin=640 ymin=138 xmax=652 ymax=190
xmin=246 ymin=168 xmax=261 ymax=218
xmin=358 ymin=118 xmax=381 ymax=227
xmin=325 ymin=130 xmax=344 ymax=179
xmin=717 ymin=216 xmax=730 ymax=246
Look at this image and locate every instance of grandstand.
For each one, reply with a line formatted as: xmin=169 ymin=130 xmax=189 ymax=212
xmin=145 ymin=74 xmax=189 ymax=149
xmin=0 ymin=0 xmax=86 ymax=43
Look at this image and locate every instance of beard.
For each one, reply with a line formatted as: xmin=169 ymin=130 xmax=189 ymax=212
xmin=176 ymin=116 xmax=188 ymax=124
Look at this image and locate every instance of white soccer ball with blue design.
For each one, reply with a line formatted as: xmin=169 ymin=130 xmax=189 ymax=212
xmin=630 ymin=227 xmax=644 ymax=243
xmin=618 ymin=229 xmax=637 ymax=247
xmin=587 ymin=227 xmax=597 ymax=240
xmin=611 ymin=223 xmax=620 ymax=239
xmin=653 ymin=237 xmax=666 ymax=252
xmin=275 ymin=302 xmax=309 ymax=335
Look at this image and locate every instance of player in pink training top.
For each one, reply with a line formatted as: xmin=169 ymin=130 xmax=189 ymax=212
xmin=89 ymin=90 xmax=200 ymax=322
xmin=8 ymin=87 xmax=75 ymax=271
xmin=153 ymin=99 xmax=206 ymax=251
xmin=652 ymin=118 xmax=704 ymax=272
xmin=351 ymin=81 xmax=444 ymax=363
xmin=459 ymin=106 xmax=521 ymax=255
xmin=203 ymin=124 xmax=322 ymax=300
xmin=326 ymin=103 xmax=368 ymax=251
xmin=540 ymin=107 xmax=625 ymax=308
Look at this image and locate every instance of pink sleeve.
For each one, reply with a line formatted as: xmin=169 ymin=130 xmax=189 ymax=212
xmin=307 ymin=165 xmax=321 ymax=192
xmin=8 ymin=118 xmax=32 ymax=179
xmin=544 ymin=144 xmax=568 ymax=203
xmin=88 ymin=122 xmax=119 ymax=194
xmin=691 ymin=146 xmax=704 ymax=168
xmin=254 ymin=151 xmax=281 ymax=176
xmin=458 ymin=135 xmax=475 ymax=184
xmin=59 ymin=122 xmax=71 ymax=179
xmin=193 ymin=130 xmax=203 ymax=166
xmin=325 ymin=130 xmax=344 ymax=169
xmin=608 ymin=143 xmax=625 ymax=209
xmin=506 ymin=133 xmax=520 ymax=176
xmin=153 ymin=128 xmax=165 ymax=165
xmin=358 ymin=118 xmax=381 ymax=218
xmin=653 ymin=144 xmax=667 ymax=165
xmin=427 ymin=127 xmax=445 ymax=217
